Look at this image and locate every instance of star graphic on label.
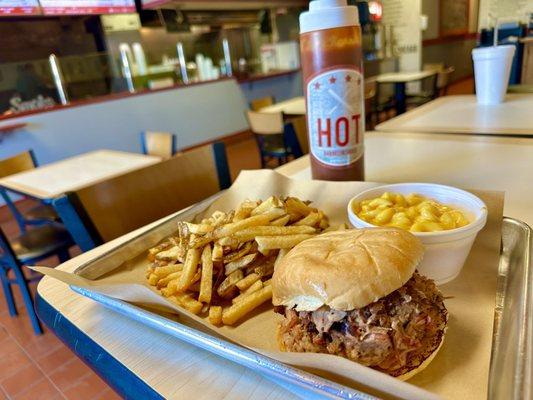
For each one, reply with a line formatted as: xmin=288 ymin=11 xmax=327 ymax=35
xmin=345 ymin=75 xmax=352 ymax=82
xmin=314 ymin=82 xmax=321 ymax=90
xmin=329 ymin=76 xmax=337 ymax=84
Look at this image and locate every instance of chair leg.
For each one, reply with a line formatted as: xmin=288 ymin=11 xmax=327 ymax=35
xmin=12 ymin=267 xmax=42 ymax=335
xmin=0 ymin=268 xmax=17 ymax=316
xmin=57 ymin=248 xmax=70 ymax=264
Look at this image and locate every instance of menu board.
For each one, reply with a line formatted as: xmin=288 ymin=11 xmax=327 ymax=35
xmin=39 ymin=0 xmax=135 ymax=15
xmin=0 ymin=0 xmax=41 ymax=15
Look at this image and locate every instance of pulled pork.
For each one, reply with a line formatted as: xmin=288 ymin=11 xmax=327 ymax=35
xmin=276 ymin=272 xmax=447 ymax=377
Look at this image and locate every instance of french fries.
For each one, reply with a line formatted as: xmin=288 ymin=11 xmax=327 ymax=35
xmin=222 ymin=285 xmax=273 ymax=325
xmin=198 ymin=246 xmax=213 ymax=303
xmin=208 ymin=306 xmax=223 ymax=325
xmin=146 ymin=196 xmax=331 ymax=326
xmin=256 ymin=234 xmax=315 ymax=252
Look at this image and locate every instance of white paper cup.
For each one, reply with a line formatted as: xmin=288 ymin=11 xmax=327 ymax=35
xmin=472 ymin=45 xmax=515 ymax=105
xmin=347 ymin=183 xmax=488 ymax=285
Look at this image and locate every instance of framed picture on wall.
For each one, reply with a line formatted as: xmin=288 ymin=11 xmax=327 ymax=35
xmin=440 ymin=0 xmax=469 ymax=36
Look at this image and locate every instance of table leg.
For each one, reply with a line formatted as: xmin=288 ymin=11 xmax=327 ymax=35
xmin=394 ymin=82 xmax=407 ymax=115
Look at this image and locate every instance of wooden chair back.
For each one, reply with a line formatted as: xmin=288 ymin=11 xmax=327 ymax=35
xmin=246 ymin=111 xmax=284 ymax=135
xmin=0 ymin=150 xmax=36 ymax=179
xmin=250 ymin=96 xmax=274 ymax=111
xmin=55 ymin=143 xmax=230 ymax=246
xmin=437 ymin=66 xmax=455 ymax=90
xmin=141 ymin=131 xmax=177 ymax=159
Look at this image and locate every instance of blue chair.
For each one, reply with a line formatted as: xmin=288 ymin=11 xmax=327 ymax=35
xmin=140 ymin=131 xmax=177 ymax=159
xmin=0 ymin=224 xmax=74 ymax=334
xmin=0 ymin=150 xmax=60 ymax=233
xmin=54 ymin=142 xmax=231 ymax=252
xmin=246 ymin=110 xmax=303 ymax=168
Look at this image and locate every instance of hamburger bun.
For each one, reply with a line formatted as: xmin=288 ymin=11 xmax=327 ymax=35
xmin=272 ymin=228 xmax=424 ymax=312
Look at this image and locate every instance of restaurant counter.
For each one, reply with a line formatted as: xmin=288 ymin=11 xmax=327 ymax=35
xmin=0 ymin=69 xmax=303 ymax=167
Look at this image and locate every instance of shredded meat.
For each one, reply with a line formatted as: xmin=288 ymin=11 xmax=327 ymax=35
xmin=277 ymin=272 xmax=447 ymax=377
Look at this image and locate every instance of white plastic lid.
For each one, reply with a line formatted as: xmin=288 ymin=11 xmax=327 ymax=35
xmin=300 ymin=0 xmax=360 ymax=34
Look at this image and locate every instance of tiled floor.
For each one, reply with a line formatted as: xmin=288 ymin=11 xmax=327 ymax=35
xmin=0 ymin=202 xmax=119 ymax=400
xmin=0 ymin=77 xmax=474 ymax=399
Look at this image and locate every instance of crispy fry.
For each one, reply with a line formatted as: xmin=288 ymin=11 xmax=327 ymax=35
xmin=235 ymin=272 xmax=260 ymax=291
xmin=222 ymin=285 xmax=273 ymax=325
xmin=153 ymin=264 xmax=183 ymax=278
xmin=253 ymin=260 xmax=275 ymax=278
xmin=213 ymin=212 xmax=282 ymax=239
xmin=233 ymin=225 xmax=316 ymax=242
xmin=217 ymin=236 xmax=240 ymax=248
xmin=217 ymin=269 xmax=243 ymax=297
xmin=168 ymin=293 xmax=203 ymax=315
xmin=156 ymin=271 xmax=182 ymax=289
xmin=294 ymin=212 xmax=320 ymax=227
xmin=148 ymin=242 xmax=172 ymax=261
xmin=232 ymin=280 xmax=263 ymax=303
xmin=212 ymin=243 xmax=223 ymax=261
xmin=285 ymin=197 xmax=315 ymax=220
xmin=234 ymin=200 xmax=260 ymax=221
xmin=154 ymin=246 xmax=183 ymax=261
xmin=208 ymin=306 xmax=223 ymax=326
xmin=176 ymin=248 xmax=201 ymax=292
xmin=251 ymin=196 xmax=284 ymax=216
xmin=198 ymin=245 xmax=213 ymax=303
xmin=256 ymin=234 xmax=315 ymax=252
xmin=185 ymin=222 xmax=214 ymax=235
xmin=225 ymin=253 xmax=257 ymax=275
xmin=223 ymin=241 xmax=254 ymax=263
xmin=270 ymin=215 xmax=290 ymax=226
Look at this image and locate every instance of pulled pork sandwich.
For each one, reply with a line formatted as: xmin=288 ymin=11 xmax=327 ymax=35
xmin=272 ymin=228 xmax=447 ymax=380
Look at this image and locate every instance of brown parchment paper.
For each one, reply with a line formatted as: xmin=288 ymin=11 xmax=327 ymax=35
xmin=34 ymin=170 xmax=504 ymax=400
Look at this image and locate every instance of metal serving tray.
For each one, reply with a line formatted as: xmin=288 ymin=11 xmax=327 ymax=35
xmin=71 ymin=202 xmax=532 ymax=400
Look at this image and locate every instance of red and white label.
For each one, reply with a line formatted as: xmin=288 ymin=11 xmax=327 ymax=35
xmin=39 ymin=0 xmax=135 ymax=15
xmin=0 ymin=0 xmax=40 ymax=15
xmin=306 ymin=68 xmax=364 ymax=167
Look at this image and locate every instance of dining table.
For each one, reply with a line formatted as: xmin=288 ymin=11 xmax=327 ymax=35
xmin=260 ymin=96 xmax=305 ymax=116
xmin=375 ymin=70 xmax=438 ymax=114
xmin=0 ymin=149 xmax=161 ymax=201
xmin=34 ymin=130 xmax=533 ymax=399
xmin=375 ymin=94 xmax=533 ymax=136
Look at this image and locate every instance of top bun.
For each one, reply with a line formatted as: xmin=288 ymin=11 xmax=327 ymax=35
xmin=272 ymin=228 xmax=424 ymax=311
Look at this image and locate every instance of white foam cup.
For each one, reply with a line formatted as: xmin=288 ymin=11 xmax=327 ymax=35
xmin=472 ymin=45 xmax=515 ymax=105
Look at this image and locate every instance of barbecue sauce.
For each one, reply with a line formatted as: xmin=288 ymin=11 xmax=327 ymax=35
xmin=300 ymin=0 xmax=365 ymax=181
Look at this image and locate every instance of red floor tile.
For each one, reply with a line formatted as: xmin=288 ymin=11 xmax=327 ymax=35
xmin=62 ymin=372 xmax=114 ymax=400
xmin=95 ymin=388 xmax=122 ymax=400
xmin=35 ymin=345 xmax=77 ymax=375
xmin=0 ymin=338 xmax=33 ymax=382
xmin=0 ymin=387 xmax=9 ymax=400
xmin=1 ymin=363 xmax=46 ymax=397
xmin=47 ymin=358 xmax=93 ymax=393
xmin=13 ymin=378 xmax=64 ymax=400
